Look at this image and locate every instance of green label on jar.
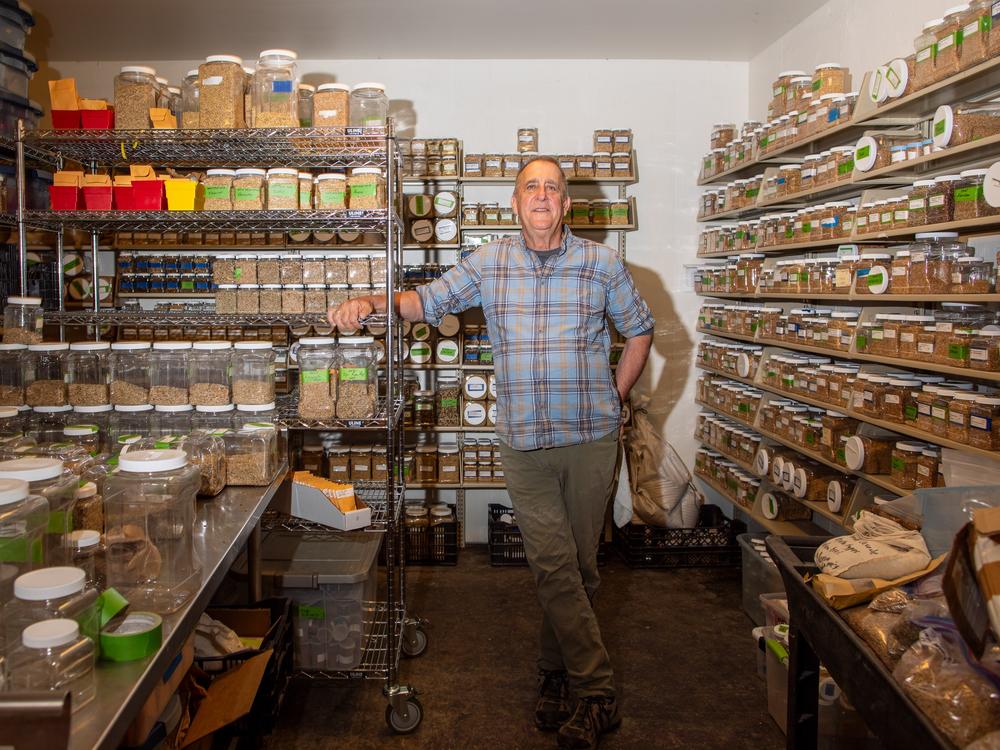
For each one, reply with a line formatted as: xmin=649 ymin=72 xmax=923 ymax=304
xmin=745 ymin=188 xmax=759 ymax=198
xmin=837 ymin=160 xmax=854 ymax=175
xmin=856 ymin=335 xmax=868 ymax=349
xmin=350 ymin=183 xmax=377 ymax=198
xmin=798 ymin=272 xmax=809 ymax=282
xmin=904 ymin=405 xmax=918 ymax=421
xmin=299 ymin=189 xmax=311 ymax=206
xmin=319 ymin=189 xmax=346 ymax=207
xmin=46 ymin=510 xmax=70 ymax=535
xmin=480 ymin=350 xmax=494 ymax=364
xmin=802 ymin=222 xmax=812 ymax=233
xmin=301 ymin=369 xmax=330 ymax=383
xmin=891 ymin=456 xmax=905 ymax=471
xmin=340 ymin=367 xmax=368 ymax=381
xmin=234 ymin=187 xmax=261 ymax=201
xmin=948 ymin=344 xmax=969 ymax=360
xmin=298 ymin=605 xmax=325 ymax=620
xmin=269 ymin=182 xmax=297 ymax=199
xmin=611 ymin=206 xmax=629 ymax=218
xmin=856 ymin=145 xmax=870 ymax=160
xmin=836 ymin=448 xmax=846 ymax=462
xmin=954 ymin=186 xmax=983 ymax=202
xmin=738 ymin=403 xmax=750 ymax=413
xmin=934 ymin=118 xmax=947 ymax=136
xmin=867 ymin=272 xmax=884 ymax=286
xmin=440 ymin=398 xmax=458 ymax=408
xmin=205 ymin=185 xmax=229 ymax=200
xmin=811 ymin=78 xmax=822 ymax=92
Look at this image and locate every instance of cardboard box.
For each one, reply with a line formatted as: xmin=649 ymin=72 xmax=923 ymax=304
xmin=125 ymin=632 xmax=195 ymax=746
xmin=274 ymin=482 xmax=372 ymax=530
xmin=180 ymin=650 xmax=272 ymax=749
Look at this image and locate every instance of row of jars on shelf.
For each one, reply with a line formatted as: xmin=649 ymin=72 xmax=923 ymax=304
xmin=696 ymin=340 xmax=763 ymax=381
xmin=699 ymin=172 xmax=1000 ymax=256
xmin=0 ymin=340 xmax=277 ymax=409
xmin=693 ymin=451 xmax=760 ymax=511
xmin=214 ymin=253 xmax=387 ymax=286
xmin=115 ymin=229 xmax=384 ymax=246
xmin=408 ymin=441 xmax=504 ymax=485
xmin=460 ymin=199 xmax=631 ymax=226
xmin=463 ymin=151 xmax=633 ymax=180
xmin=699 ymin=302 xmax=1000 ymax=372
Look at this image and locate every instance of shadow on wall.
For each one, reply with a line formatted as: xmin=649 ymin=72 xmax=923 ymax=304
xmin=389 ymin=100 xmax=416 ymax=139
xmin=25 ymin=8 xmax=55 ymax=128
xmin=626 ymin=261 xmax=692 ymax=438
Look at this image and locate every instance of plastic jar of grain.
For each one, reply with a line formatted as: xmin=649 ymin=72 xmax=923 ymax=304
xmin=203 ymin=170 xmax=235 ymax=211
xmin=970 ymin=330 xmax=1000 ymax=371
xmin=114 ymin=65 xmax=157 ymax=129
xmin=348 ymin=168 xmax=385 ymax=210
xmin=953 ymin=169 xmax=990 ymax=221
xmin=891 ymin=441 xmax=924 ymax=488
xmin=932 ymin=389 xmax=956 ymax=437
xmin=257 ymin=284 xmax=281 ymax=314
xmin=233 ymin=169 xmax=266 ymax=210
xmin=812 ymin=62 xmax=849 ymax=98
xmin=845 ymin=435 xmax=894 ymax=474
xmin=886 ymin=379 xmax=921 ymax=424
xmin=928 ymin=175 xmax=961 ymax=224
xmin=934 ymin=7 xmax=966 ymax=82
xmin=947 ymin=391 xmax=978 ymax=443
xmin=945 ymin=101 xmax=1000 ymax=147
xmin=312 ymin=83 xmax=350 ymax=127
xmin=914 ymin=19 xmax=943 ymax=90
xmin=315 ymin=173 xmax=347 ymax=210
xmin=916 ymin=448 xmax=940 ymax=489
xmin=970 ymin=396 xmax=1000 ymax=449
xmin=215 ymin=284 xmax=237 ymax=314
xmin=914 ymin=386 xmax=938 ymax=432
xmin=266 ymin=168 xmax=299 ymax=210
xmin=890 ymin=250 xmax=912 ymax=293
xmin=951 ymin=256 xmax=994 ymax=293
xmin=198 ymin=55 xmax=245 ymax=129
xmin=281 ymin=284 xmax=304 ymax=314
xmin=897 ymin=315 xmax=932 ymax=359
xmin=279 ymin=254 xmax=303 ymax=284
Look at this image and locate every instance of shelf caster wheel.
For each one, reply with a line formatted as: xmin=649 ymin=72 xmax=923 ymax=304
xmin=386 ymin=697 xmax=423 ymax=734
xmin=402 ymin=626 xmax=427 ymax=658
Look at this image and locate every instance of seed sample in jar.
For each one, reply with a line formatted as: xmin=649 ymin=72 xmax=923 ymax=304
xmin=25 ymin=342 xmax=69 ymax=407
xmin=347 ymin=254 xmax=371 ymax=285
xmin=348 ymin=168 xmax=386 ymax=210
xmin=517 ymin=127 xmax=538 ymax=153
xmin=109 ymin=341 xmax=151 ymax=405
xmin=233 ymin=168 xmax=266 ymax=210
xmin=315 ymin=173 xmax=347 ymax=209
xmin=215 ymin=284 xmax=238 ymax=314
xmin=114 ymin=65 xmax=157 ymax=129
xmin=237 ymin=285 xmax=260 ymax=314
xmin=335 ymin=336 xmax=377 ymax=420
xmin=67 ymin=342 xmax=111 ymax=407
xmin=149 ymin=341 xmax=191 ymax=405
xmin=281 ymin=284 xmax=305 ymax=314
xmin=313 ymin=83 xmax=350 ymax=127
xmin=198 ymin=54 xmax=246 ymax=128
xmin=297 ymin=338 xmax=337 ymax=421
xmin=256 ymin=255 xmax=281 ymax=285
xmin=280 ymin=254 xmax=303 ymax=284
xmin=188 ymin=341 xmax=232 ymax=406
xmin=304 ymin=285 xmax=327 ymax=313
xmin=201 ymin=169 xmax=235 ymax=210
xmin=266 ymin=168 xmax=299 ymax=209
xmin=259 ymin=284 xmax=282 ymax=314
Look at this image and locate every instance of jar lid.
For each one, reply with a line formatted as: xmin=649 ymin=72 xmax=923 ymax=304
xmin=0 ymin=477 xmax=28 ymax=506
xmin=316 ymin=173 xmax=347 ymax=181
xmin=352 ymin=82 xmax=385 ymax=92
xmin=953 ymin=392 xmax=980 ymax=401
xmin=921 ymin=449 xmax=940 ymax=458
xmin=283 ymin=283 xmax=304 ymax=289
xmin=114 ymin=404 xmax=153 ymax=412
xmin=28 ymin=342 xmax=68 ymax=352
xmin=153 ymin=341 xmax=192 ymax=350
xmin=0 ymin=457 xmax=63 ymax=481
xmin=889 ymin=379 xmax=920 ymax=387
xmin=317 ymin=82 xmax=350 ymax=92
xmin=934 ymin=174 xmax=963 ymax=182
xmin=915 ymin=231 xmax=960 ymax=239
xmin=6 ymin=295 xmax=41 ymax=305
xmin=234 ymin=168 xmax=267 ymax=177
xmin=956 ymin=256 xmax=984 ymax=264
xmin=63 ymin=424 xmax=98 ymax=437
xmin=22 ymin=618 xmax=80 ymax=649
xmin=405 ymin=505 xmax=428 ymax=517
xmin=109 ymin=341 xmax=151 ymax=352
xmin=439 ymin=445 xmax=459 ymax=454
xmin=415 ymin=445 xmax=436 ymax=454
xmin=340 ymin=336 xmax=374 ymax=344
xmin=119 ymin=449 xmax=187 ymax=473
xmin=236 ymin=402 xmax=276 ymax=412
xmin=15 ymin=567 xmax=85 ymax=600
xmin=192 ymin=340 xmax=232 ymax=350
xmin=120 ymin=65 xmax=156 ymax=75
xmin=430 ymin=504 xmax=452 ymax=517
xmin=912 ymin=179 xmax=936 ymax=188
xmin=351 ymin=167 xmax=382 ymax=176
xmin=259 ymin=48 xmax=298 ymax=60
xmin=205 ymin=54 xmax=243 ymax=66
xmin=0 ymin=343 xmax=26 ymax=351
xmin=70 ymin=528 xmax=100 ymax=549
xmin=327 ymin=446 xmax=350 ymax=454
xmin=976 ymin=396 xmax=1000 ymax=405
xmin=32 ymin=405 xmax=70 ymax=415
xmin=217 ymin=284 xmax=238 ymax=290
xmin=154 ymin=404 xmax=193 ymax=413
xmin=298 ymin=83 xmax=315 ymax=93
xmin=974 ymin=330 xmax=1000 ymax=337
xmin=896 ymin=441 xmax=924 ymax=452
xmin=195 ymin=404 xmax=234 ymax=414
xmin=266 ymin=168 xmax=299 ymax=177
xmin=960 ymin=169 xmax=989 ymax=178
xmin=298 ymin=337 xmax=335 ymax=345
xmin=234 ymin=341 xmax=273 ymax=350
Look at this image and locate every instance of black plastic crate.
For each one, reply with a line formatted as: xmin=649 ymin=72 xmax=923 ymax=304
xmin=194 ymin=597 xmax=292 ymax=739
xmin=405 ymin=519 xmax=459 ymax=565
xmin=613 ymin=505 xmax=745 ymax=568
xmin=488 ymin=503 xmax=608 ymax=567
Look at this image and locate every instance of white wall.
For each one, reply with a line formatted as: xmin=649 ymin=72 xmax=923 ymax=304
xmin=748 ymin=0 xmax=954 ymax=120
xmin=37 ymin=57 xmax=748 ymax=540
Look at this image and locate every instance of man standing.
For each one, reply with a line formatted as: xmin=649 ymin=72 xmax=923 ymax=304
xmin=329 ymin=156 xmax=653 ymax=750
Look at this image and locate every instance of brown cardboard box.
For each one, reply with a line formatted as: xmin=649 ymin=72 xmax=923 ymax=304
xmin=124 ymin=632 xmax=195 ymax=746
xmin=179 ymin=651 xmax=272 ymax=749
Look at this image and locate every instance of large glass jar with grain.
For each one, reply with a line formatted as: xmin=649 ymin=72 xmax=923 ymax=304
xmin=251 ymin=49 xmax=298 ymax=127
xmin=198 ymin=54 xmax=245 ymax=129
xmin=314 ymin=83 xmax=350 ymax=127
xmin=348 ymin=168 xmax=386 ymax=209
xmin=350 ymin=83 xmax=388 ymax=128
xmin=114 ymin=65 xmax=157 ymax=129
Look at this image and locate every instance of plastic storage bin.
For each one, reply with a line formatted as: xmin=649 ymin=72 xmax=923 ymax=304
xmin=739 ymin=534 xmax=785 ymax=626
xmin=257 ymin=530 xmax=381 ymax=671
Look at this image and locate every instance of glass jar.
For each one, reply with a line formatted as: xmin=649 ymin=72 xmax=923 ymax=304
xmin=108 ymin=404 xmax=153 ymax=449
xmin=325 ymin=445 xmax=350 ymax=481
xmin=233 ymin=169 xmax=266 ymax=210
xmin=0 ymin=457 xmax=78 ymax=567
xmin=927 ymin=175 xmax=961 ymax=224
xmin=970 ymin=396 xmax=1000 ymax=450
xmin=348 ymin=168 xmax=386 ymax=210
xmin=350 ymin=82 xmax=388 ymax=128
xmin=65 ymin=342 xmax=110 ymax=408
xmin=951 ymin=256 xmax=994 ymax=293
xmin=890 ymin=441 xmax=925 ymax=489
xmin=953 ymin=169 xmax=991 ymax=221
xmin=844 ymin=435 xmax=894 ymax=474
xmin=913 ymin=19 xmax=943 ymax=91
xmin=231 ymin=342 xmax=274 ymax=405
xmin=335 ymin=336 xmax=377 ymax=420
xmin=198 ymin=54 xmax=245 ymax=129
xmin=3 ymin=296 xmax=43 ymax=345
xmin=297 ymin=337 xmax=336 ymax=421
xmin=25 ymin=343 xmax=68 ymax=408
xmin=0 ymin=477 xmax=48 ymax=597
xmin=104 ymin=449 xmax=200 ymax=613
xmin=114 ymin=65 xmax=156 ymax=129
xmin=252 ymin=49 xmax=298 ymax=127
xmin=180 ymin=68 xmax=200 ymax=128
xmin=266 ymin=168 xmax=299 ymax=210
xmin=414 ymin=446 xmax=437 ymax=485
xmin=0 ymin=343 xmax=26 ymax=406
xmin=149 ymin=341 xmax=192 ymax=406
xmin=315 ymin=173 xmax=348 ymax=210
xmin=907 ymin=180 xmax=934 ymax=228
xmin=947 ymin=392 xmax=979 ymax=444
xmin=296 ymin=82 xmax=314 ymax=127
xmin=915 ymin=448 xmax=940 ymax=489
xmin=313 ymin=83 xmax=350 ymax=128
xmin=109 ymin=342 xmax=150 ymax=406
xmin=970 ymin=330 xmax=1000 ymax=371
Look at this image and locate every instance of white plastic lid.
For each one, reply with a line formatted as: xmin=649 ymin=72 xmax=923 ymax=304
xmin=896 ymin=441 xmax=924 ymax=453
xmin=76 ymin=481 xmax=97 ymax=499
xmin=352 ymin=82 xmax=385 ymax=92
xmin=27 ymin=342 xmax=68 ymax=352
xmin=70 ymin=529 xmax=100 ymax=549
xmin=152 ymin=341 xmax=192 ymax=350
xmin=778 ymin=70 xmax=807 ymax=78
xmin=827 ymin=480 xmax=844 ymax=513
xmin=317 ymin=82 xmax=350 ymax=92
xmin=32 ymin=405 xmax=71 ymax=414
xmin=316 ymin=173 xmax=347 ymax=181
xmin=298 ymin=83 xmax=315 ymax=92
xmin=73 ymin=404 xmax=112 ymax=414
xmin=233 ymin=341 xmax=272 ymax=350
xmin=154 ymin=76 xmax=168 ymax=86
xmin=0 ymin=343 xmax=26 ymax=351
xmin=240 ymin=422 xmax=276 ymax=432
xmin=154 ymin=404 xmax=193 ymax=413
xmin=22 ymin=618 xmax=79 ymax=648
xmin=205 ymin=169 xmax=236 ymax=177
xmin=186 ymin=69 xmax=199 ymax=78
xmin=63 ymin=424 xmax=98 ymax=437
xmin=0 ymin=477 xmax=28 ymax=505
xmin=259 ymin=48 xmax=298 ymax=60
xmin=0 ymin=457 xmax=63 ymax=481
xmin=114 ymin=404 xmax=153 ymax=412
xmin=299 ymin=337 xmax=335 ymax=345
xmin=234 ymin=168 xmax=266 ymax=177
xmin=0 ymin=407 xmax=16 ymax=419
xmin=120 ymin=65 xmax=156 ymax=75
xmin=15 ymin=567 xmax=85 ymax=600
xmin=6 ymin=296 xmax=41 ymax=305
xmin=340 ymin=336 xmax=374 ymax=344
xmin=192 ymin=341 xmax=231 ymax=350
xmin=195 ymin=404 xmax=234 ymax=413
xmin=975 ymin=396 xmax=1000 ymax=405
xmin=267 ymin=168 xmax=299 ymax=177
xmin=236 ymin=402 xmax=276 ymax=412
xmin=844 ymin=436 xmax=867 ymax=471
xmin=351 ymin=167 xmax=382 ymax=176
xmin=119 ymin=449 xmax=187 ymax=473
xmin=68 ymin=341 xmax=110 ymax=352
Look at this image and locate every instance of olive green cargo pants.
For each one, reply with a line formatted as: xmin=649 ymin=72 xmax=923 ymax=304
xmin=498 ymin=428 xmax=619 ymax=698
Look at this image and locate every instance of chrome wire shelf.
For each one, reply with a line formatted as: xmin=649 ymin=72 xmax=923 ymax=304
xmin=0 ymin=212 xmax=14 ymax=227
xmin=292 ymin=602 xmax=405 ymax=681
xmin=276 ymin=393 xmax=404 ymax=431
xmin=261 ymin=482 xmax=404 ymax=534
xmin=24 ymin=208 xmax=401 ymax=233
xmin=43 ymin=309 xmax=392 ymax=328
xmin=0 ymin=135 xmax=59 ymax=169
xmin=22 ymin=127 xmax=392 ymax=168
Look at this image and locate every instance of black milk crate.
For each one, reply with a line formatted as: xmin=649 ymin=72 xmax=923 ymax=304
xmin=405 ymin=519 xmax=459 ymax=565
xmin=613 ymin=505 xmax=745 ymax=568
xmin=488 ymin=503 xmax=608 ymax=567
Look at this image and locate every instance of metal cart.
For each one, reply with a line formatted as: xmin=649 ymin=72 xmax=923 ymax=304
xmin=15 ymin=122 xmax=425 ymax=733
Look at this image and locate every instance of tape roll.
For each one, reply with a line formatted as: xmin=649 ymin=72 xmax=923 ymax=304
xmin=100 ymin=612 xmax=163 ymax=662
xmin=98 ymin=587 xmax=130 ymax=629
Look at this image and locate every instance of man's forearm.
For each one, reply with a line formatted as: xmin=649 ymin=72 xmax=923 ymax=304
xmin=615 ymin=334 xmax=652 ymax=401
xmin=361 ymin=290 xmax=425 ymax=322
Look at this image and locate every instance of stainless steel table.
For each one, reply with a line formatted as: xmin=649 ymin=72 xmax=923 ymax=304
xmin=67 ymin=468 xmax=286 ymax=750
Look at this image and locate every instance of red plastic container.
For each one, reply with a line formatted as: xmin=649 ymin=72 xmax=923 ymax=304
xmin=82 ymin=185 xmax=112 ymax=210
xmin=49 ymin=184 xmax=80 ymax=210
xmin=81 ymin=109 xmax=114 ymax=129
xmin=113 ymin=185 xmax=135 ymax=210
xmin=51 ymin=110 xmax=81 ymax=129
xmin=131 ymin=179 xmax=164 ymax=210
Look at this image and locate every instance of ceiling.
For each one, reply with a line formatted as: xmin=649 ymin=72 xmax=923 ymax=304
xmin=29 ymin=0 xmax=827 ymax=62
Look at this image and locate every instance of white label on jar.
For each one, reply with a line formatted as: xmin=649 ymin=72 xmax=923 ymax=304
xmin=881 ymin=211 xmax=893 ymax=223
xmin=971 ymin=415 xmax=990 ymax=430
xmin=466 ymin=163 xmax=481 ymax=172
xmin=909 ymin=198 xmax=926 ymax=211
xmin=932 ymin=406 xmax=947 ymax=420
xmin=901 ymin=332 xmax=916 ymax=343
xmin=917 ymin=464 xmax=931 ymax=477
xmin=518 ymin=134 xmax=535 ymax=142
xmin=891 ymin=150 xmax=907 ymax=163
xmin=354 ymin=462 xmax=369 ymax=471
xmin=951 ymin=272 xmax=963 ymax=284
xmin=817 ymin=377 xmax=828 ymax=388
xmin=971 ymin=348 xmax=988 ymax=361
xmin=872 ymin=330 xmax=884 ymax=340
xmin=442 ymin=465 xmax=457 ymax=473
xmin=853 ymin=392 xmax=865 ymax=408
xmin=937 ymin=322 xmax=954 ymax=333
xmin=917 ymin=342 xmax=934 ymax=354
xmin=202 ymin=75 xmax=224 ymax=86
xmin=917 ymin=46 xmax=933 ymax=62
xmin=965 ymin=20 xmax=981 ymax=37
xmin=884 ymin=328 xmax=897 ymax=339
xmin=835 ymin=269 xmax=851 ymax=287
xmin=331 ymin=465 xmax=348 ymax=474
xmin=841 ymin=333 xmax=852 ymax=346
xmin=929 ymin=195 xmax=946 ymax=207
xmin=375 ymin=462 xmax=387 ymax=472
xmin=830 ymin=382 xmax=841 ymax=392
xmin=615 ymin=135 xmax=631 ymax=143
xmin=938 ymin=33 xmax=956 ymax=51
xmin=895 ymin=210 xmax=909 ymax=222
xmin=597 ymin=135 xmax=612 ymax=143
xmin=486 ymin=159 xmax=501 ymax=167
xmin=464 ymin=402 xmax=487 ymax=425
xmin=892 ymin=265 xmax=907 ymax=276
xmin=950 ymin=411 xmax=966 ymax=425
xmin=317 ymin=110 xmax=341 ymax=118
xmin=885 ymin=394 xmax=900 ymax=404
xmin=802 ymin=168 xmax=816 ymax=179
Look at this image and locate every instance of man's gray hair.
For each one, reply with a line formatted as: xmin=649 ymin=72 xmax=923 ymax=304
xmin=514 ymin=155 xmax=568 ymax=198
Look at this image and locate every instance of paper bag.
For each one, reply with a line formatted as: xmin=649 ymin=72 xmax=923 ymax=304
xmin=79 ymin=98 xmax=108 ymax=110
xmin=129 ymin=165 xmax=157 ymax=180
xmin=48 ymin=78 xmax=79 ymax=111
xmin=150 ymin=108 xmax=177 ymax=129
xmin=811 ymin=554 xmax=947 ymax=610
xmin=54 ymin=170 xmax=84 ymax=187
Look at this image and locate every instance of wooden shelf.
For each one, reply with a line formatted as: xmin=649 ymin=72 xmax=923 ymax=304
xmin=859 ymin=132 xmax=1000 ymax=181
xmin=697 ymin=291 xmax=1000 ymax=303
xmin=694 ymin=398 xmax=757 ymax=430
xmin=800 ymin=498 xmax=850 ymax=527
xmin=693 ymin=472 xmax=822 ymax=535
xmin=695 ymin=437 xmax=757 ymax=476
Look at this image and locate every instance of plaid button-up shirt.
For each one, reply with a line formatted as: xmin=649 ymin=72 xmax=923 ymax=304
xmin=417 ymin=228 xmax=654 ymax=450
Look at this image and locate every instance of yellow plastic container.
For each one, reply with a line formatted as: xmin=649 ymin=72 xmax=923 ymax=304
xmin=164 ymin=178 xmax=204 ymax=211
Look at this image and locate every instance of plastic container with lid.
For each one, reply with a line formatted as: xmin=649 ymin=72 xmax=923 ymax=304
xmin=934 ymin=7 xmax=967 ymax=82
xmin=350 ymin=82 xmax=388 ymax=128
xmin=222 ymin=426 xmax=278 ymax=487
xmin=970 ymin=330 xmax=1000 ymax=371
xmin=230 ymin=342 xmax=275 ymax=406
xmin=0 ymin=343 xmax=26 ymax=407
xmin=70 ymin=528 xmax=103 ymax=589
xmin=844 ymin=435 xmax=894 ymax=474
xmin=335 ymin=336 xmax=377 ymax=420
xmin=149 ymin=341 xmax=191 ymax=406
xmin=296 ymin=82 xmax=314 ymax=127
xmin=232 ymin=169 xmax=266 ymax=210
xmin=251 ymin=49 xmax=298 ymax=127
xmin=347 ymin=168 xmax=385 ymax=210
xmin=25 ymin=342 xmax=68 ymax=407
xmin=104 ymin=450 xmax=201 ymax=613
xmin=315 ymin=173 xmax=347 ymax=210
xmin=907 ymin=180 xmax=935 ymax=228
xmin=108 ymin=342 xmax=150 ymax=406
xmin=198 ymin=54 xmax=245 ymax=129
xmin=927 ymin=176 xmax=961 ymax=224
xmin=296 ymin=338 xmax=336 ymax=421
xmin=65 ymin=342 xmax=110 ymax=408
xmin=3 ymin=296 xmax=43 ymax=345
xmin=266 ymin=168 xmax=299 ymax=210
xmin=0 ymin=477 xmax=47 ymax=597
xmin=951 ymin=255 xmax=994 ymax=293
xmin=313 ymin=83 xmax=350 ymax=128
xmin=5 ymin=616 xmax=96 ymax=709
xmin=953 ymin=168 xmax=993 ymax=221
xmin=3 ymin=566 xmax=100 ymax=658
xmin=914 ymin=19 xmax=945 ymax=91
xmin=947 ymin=392 xmax=979 ymax=443
xmin=915 ymin=448 xmax=940 ymax=489
xmin=890 ymin=441 xmax=925 ymax=489
xmin=114 ymin=65 xmax=157 ymax=129
xmin=202 ymin=169 xmax=235 ymax=210
xmin=970 ymin=395 xmax=1000 ymax=449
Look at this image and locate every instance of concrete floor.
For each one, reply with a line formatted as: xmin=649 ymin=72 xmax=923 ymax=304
xmin=263 ymin=547 xmax=784 ymax=750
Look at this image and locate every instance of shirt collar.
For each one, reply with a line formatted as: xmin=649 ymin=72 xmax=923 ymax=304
xmin=516 ymin=225 xmax=575 ymax=257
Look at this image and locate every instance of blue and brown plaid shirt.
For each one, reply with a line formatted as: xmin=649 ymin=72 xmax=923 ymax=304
xmin=417 ymin=227 xmax=654 ymax=450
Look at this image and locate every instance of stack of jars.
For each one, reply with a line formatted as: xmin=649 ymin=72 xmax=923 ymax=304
xmin=295 ymin=336 xmax=379 ymax=422
xmin=696 ymin=341 xmax=762 ymax=380
xmin=696 ymin=375 xmax=763 ymax=423
xmin=695 ymin=413 xmax=762 ymax=467
xmin=694 ymin=448 xmax=760 ymax=510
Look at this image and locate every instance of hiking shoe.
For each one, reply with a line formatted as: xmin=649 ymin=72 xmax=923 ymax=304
xmin=535 ymin=669 xmax=571 ymax=731
xmin=557 ymin=696 xmax=621 ymax=749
